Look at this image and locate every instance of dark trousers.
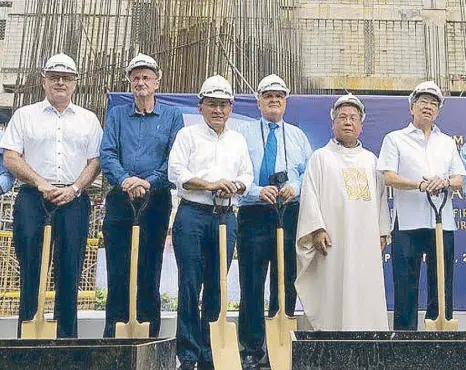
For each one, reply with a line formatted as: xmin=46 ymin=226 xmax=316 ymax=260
xmin=173 ymin=201 xmax=237 ymax=365
xmin=392 ymin=219 xmax=454 ymax=330
xmin=237 ymin=203 xmax=298 ymax=359
xmin=103 ymin=188 xmax=171 ymax=338
xmin=14 ymin=185 xmax=90 ymax=338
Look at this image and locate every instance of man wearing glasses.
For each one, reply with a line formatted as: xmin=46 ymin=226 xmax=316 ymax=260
xmin=295 ymin=94 xmax=390 ymax=331
xmin=0 ymin=53 xmax=102 ymax=338
xmin=168 ymin=75 xmax=253 ymax=370
xmin=100 ymin=53 xmax=184 ymax=338
xmin=235 ymin=74 xmax=312 ymax=369
xmin=377 ymin=81 xmax=466 ymax=330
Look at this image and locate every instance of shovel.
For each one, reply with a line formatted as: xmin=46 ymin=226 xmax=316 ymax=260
xmin=210 ymin=195 xmax=241 ymax=370
xmin=21 ymin=199 xmax=58 ymax=339
xmin=266 ymin=201 xmax=297 ymax=370
xmin=115 ymin=192 xmax=151 ymax=338
xmin=425 ymin=189 xmax=458 ymax=331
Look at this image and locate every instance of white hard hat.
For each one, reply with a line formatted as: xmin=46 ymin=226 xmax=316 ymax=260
xmin=330 ymin=93 xmax=366 ymax=122
xmin=42 ymin=53 xmax=78 ymax=76
xmin=257 ymin=74 xmax=290 ymax=97
xmin=198 ymin=75 xmax=234 ymax=101
xmin=408 ymin=81 xmax=444 ymax=108
xmin=126 ymin=53 xmax=161 ymax=78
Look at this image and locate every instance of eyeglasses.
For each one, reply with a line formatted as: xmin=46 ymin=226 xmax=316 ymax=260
xmin=416 ymin=99 xmax=439 ymax=109
xmin=203 ymin=101 xmax=231 ymax=110
xmin=45 ymin=75 xmax=77 ymax=83
xmin=129 ymin=76 xmax=158 ymax=84
xmin=336 ymin=114 xmax=360 ymax=123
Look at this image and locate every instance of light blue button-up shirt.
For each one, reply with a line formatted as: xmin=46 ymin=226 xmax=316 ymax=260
xmin=235 ymin=118 xmax=312 ymax=206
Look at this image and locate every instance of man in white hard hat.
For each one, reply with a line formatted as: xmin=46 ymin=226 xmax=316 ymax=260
xmin=100 ymin=53 xmax=184 ymax=338
xmin=168 ymin=75 xmax=253 ymax=370
xmin=0 ymin=53 xmax=103 ymax=338
xmin=235 ymin=74 xmax=312 ymax=369
xmin=377 ymin=81 xmax=466 ymax=330
xmin=295 ymin=94 xmax=390 ymax=331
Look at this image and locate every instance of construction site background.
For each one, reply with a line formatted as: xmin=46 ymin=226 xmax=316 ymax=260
xmin=0 ymin=0 xmax=465 ymax=314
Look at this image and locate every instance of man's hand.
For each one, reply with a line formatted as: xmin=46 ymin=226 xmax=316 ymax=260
xmin=37 ymin=183 xmax=60 ymax=201
xmin=259 ymin=185 xmax=279 ymax=204
xmin=128 ymin=185 xmax=147 ymax=201
xmin=311 ymin=228 xmax=332 ymax=256
xmin=423 ymin=175 xmax=448 ymax=195
xmin=48 ymin=186 xmax=76 ymax=206
xmin=380 ymin=236 xmax=388 ymax=252
xmin=121 ymin=177 xmax=150 ymax=193
xmin=278 ymin=184 xmax=296 ymax=204
xmin=209 ymin=179 xmax=237 ymax=198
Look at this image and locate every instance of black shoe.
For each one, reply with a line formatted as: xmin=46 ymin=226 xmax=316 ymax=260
xmin=178 ymin=361 xmax=196 ymax=370
xmin=242 ymin=355 xmax=260 ymax=369
xmin=198 ymin=361 xmax=214 ymax=370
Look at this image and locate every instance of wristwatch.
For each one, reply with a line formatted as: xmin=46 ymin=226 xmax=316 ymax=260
xmin=71 ymin=184 xmax=81 ymax=197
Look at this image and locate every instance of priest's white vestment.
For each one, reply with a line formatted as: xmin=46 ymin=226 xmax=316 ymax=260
xmin=295 ymin=139 xmax=390 ymax=331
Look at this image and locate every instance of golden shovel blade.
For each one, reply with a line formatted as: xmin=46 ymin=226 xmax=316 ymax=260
xmin=115 ymin=320 xmax=150 ymax=339
xmin=21 ymin=317 xmax=57 ymax=339
xmin=210 ymin=320 xmax=242 ymax=370
xmin=265 ymin=314 xmax=297 ymax=370
xmin=425 ymin=317 xmax=459 ymax=332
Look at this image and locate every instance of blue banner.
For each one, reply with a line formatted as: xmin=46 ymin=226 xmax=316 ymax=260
xmin=107 ymin=93 xmax=466 ymax=310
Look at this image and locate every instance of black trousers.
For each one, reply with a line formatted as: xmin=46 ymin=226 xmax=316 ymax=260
xmin=392 ymin=219 xmax=454 ymax=330
xmin=102 ymin=188 xmax=171 ymax=338
xmin=237 ymin=203 xmax=299 ymax=359
xmin=14 ymin=185 xmax=90 ymax=338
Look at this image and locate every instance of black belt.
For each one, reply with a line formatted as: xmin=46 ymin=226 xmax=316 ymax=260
xmin=180 ymin=198 xmax=233 ymax=214
xmin=22 ymin=183 xmax=73 ymax=189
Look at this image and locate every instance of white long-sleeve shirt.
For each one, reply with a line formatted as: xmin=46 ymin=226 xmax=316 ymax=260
xmin=168 ymin=121 xmax=253 ymax=205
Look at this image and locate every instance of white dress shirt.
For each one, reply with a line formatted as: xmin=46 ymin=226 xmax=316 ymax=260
xmin=377 ymin=123 xmax=466 ymax=231
xmin=168 ymin=121 xmax=253 ymax=205
xmin=0 ymin=99 xmax=103 ymax=184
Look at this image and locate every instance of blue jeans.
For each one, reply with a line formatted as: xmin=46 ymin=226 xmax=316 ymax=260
xmin=173 ymin=200 xmax=237 ymax=364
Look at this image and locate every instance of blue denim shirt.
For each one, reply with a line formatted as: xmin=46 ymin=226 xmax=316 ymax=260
xmin=100 ymin=100 xmax=184 ymax=189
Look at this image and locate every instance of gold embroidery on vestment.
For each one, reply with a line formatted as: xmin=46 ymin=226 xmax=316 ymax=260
xmin=341 ymin=168 xmax=371 ymax=201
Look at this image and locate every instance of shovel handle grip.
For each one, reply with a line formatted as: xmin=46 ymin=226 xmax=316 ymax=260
xmin=128 ymin=191 xmax=150 ymax=225
xmin=426 ymin=189 xmax=448 ymax=223
xmin=40 ymin=198 xmax=59 ymax=225
xmin=212 ymin=193 xmax=232 ymax=225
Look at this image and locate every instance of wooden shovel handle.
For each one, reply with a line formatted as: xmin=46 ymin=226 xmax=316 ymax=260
xmin=129 ymin=225 xmax=140 ymax=322
xmin=276 ymin=227 xmax=285 ymax=314
xmin=36 ymin=225 xmax=52 ymax=319
xmin=434 ymin=222 xmax=447 ymax=320
xmin=218 ymin=224 xmax=228 ymax=321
